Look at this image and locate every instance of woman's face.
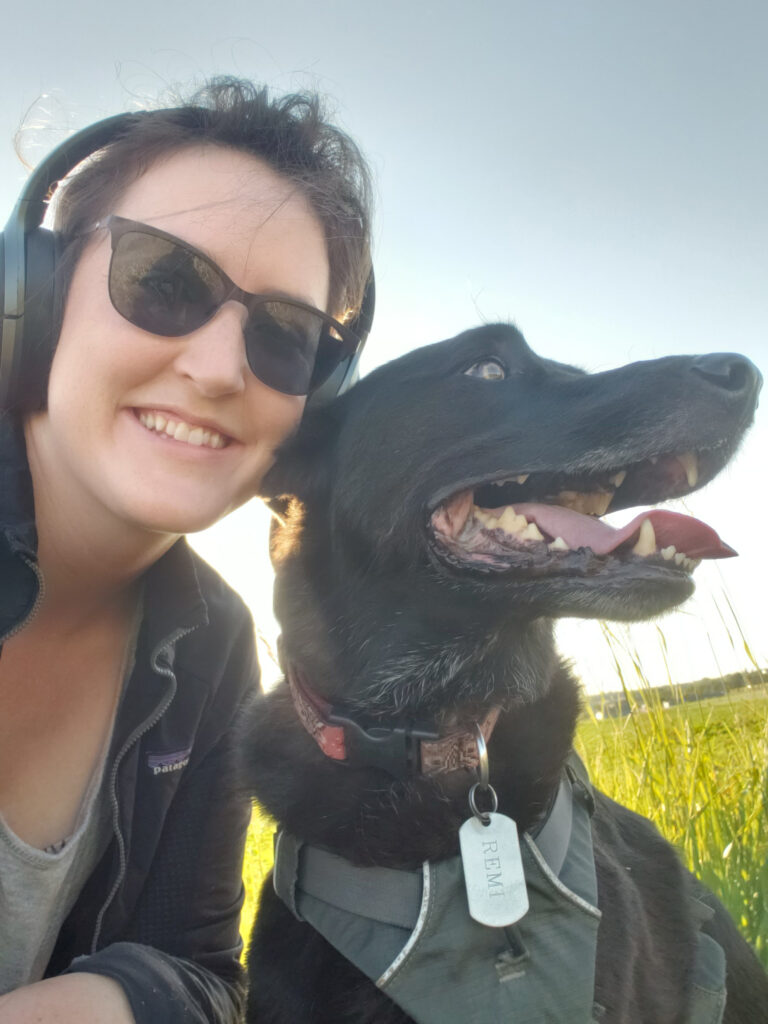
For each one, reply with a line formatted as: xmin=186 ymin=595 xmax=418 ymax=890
xmin=27 ymin=146 xmax=329 ymax=537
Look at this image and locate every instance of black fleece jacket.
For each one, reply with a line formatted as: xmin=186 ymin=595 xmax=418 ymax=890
xmin=0 ymin=414 xmax=257 ymax=1023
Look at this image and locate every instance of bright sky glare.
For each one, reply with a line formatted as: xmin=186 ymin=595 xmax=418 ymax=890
xmin=1 ymin=1 xmax=765 ymax=693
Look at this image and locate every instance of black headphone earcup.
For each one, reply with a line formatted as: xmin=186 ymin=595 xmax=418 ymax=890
xmin=0 ymin=112 xmax=142 ymax=412
xmin=10 ymin=227 xmax=58 ymax=410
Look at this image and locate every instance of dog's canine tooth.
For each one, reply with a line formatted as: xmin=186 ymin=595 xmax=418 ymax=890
xmin=590 ymin=492 xmax=613 ymax=516
xmin=632 ymin=519 xmax=657 ymax=556
xmin=677 ymin=452 xmax=699 ymax=488
xmin=514 ymin=474 xmax=529 ymax=484
xmin=609 ymin=470 xmax=627 ymax=488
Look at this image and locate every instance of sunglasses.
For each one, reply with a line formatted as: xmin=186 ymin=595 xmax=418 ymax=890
xmin=98 ymin=215 xmax=361 ymax=396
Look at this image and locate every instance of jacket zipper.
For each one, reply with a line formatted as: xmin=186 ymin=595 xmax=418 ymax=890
xmin=0 ymin=553 xmax=45 ymax=646
xmin=90 ymin=624 xmax=198 ymax=952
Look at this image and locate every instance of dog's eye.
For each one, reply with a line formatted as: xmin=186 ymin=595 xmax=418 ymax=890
xmin=464 ymin=359 xmax=506 ymax=381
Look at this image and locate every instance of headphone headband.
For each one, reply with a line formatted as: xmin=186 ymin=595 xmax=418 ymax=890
xmin=0 ymin=108 xmax=374 ymax=410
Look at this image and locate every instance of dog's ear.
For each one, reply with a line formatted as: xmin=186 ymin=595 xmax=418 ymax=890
xmin=259 ymin=403 xmax=341 ymax=508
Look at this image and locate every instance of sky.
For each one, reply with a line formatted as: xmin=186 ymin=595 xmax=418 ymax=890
xmin=1 ymin=1 xmax=765 ymax=693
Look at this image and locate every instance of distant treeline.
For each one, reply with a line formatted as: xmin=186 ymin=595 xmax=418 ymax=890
xmin=587 ymin=668 xmax=768 ymax=718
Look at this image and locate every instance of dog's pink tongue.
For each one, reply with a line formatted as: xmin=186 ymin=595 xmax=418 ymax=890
xmin=511 ymin=505 xmax=737 ymax=559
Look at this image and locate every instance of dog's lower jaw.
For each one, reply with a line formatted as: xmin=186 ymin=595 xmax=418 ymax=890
xmin=495 ymin=566 xmax=697 ymax=623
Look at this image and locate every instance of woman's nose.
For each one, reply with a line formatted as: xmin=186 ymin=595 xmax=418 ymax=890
xmin=172 ymin=301 xmax=249 ymax=396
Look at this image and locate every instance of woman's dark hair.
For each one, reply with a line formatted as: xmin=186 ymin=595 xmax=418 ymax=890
xmin=54 ymin=77 xmax=373 ymax=321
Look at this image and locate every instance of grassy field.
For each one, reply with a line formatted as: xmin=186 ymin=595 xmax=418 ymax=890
xmin=578 ymin=683 xmax=768 ymax=965
xmin=239 ymin=682 xmax=768 ymax=969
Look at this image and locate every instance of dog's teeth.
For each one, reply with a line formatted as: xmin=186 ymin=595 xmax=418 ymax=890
xmin=674 ymin=551 xmax=686 ymax=565
xmin=491 ymin=474 xmax=529 ymax=487
xmin=677 ymin=452 xmax=699 ymax=488
xmin=557 ymin=491 xmax=612 ymax=516
xmin=610 ymin=470 xmax=627 ymax=488
xmin=632 ymin=519 xmax=657 ymax=557
xmin=549 ymin=536 xmax=569 ymax=551
xmin=498 ymin=507 xmax=528 ymax=535
xmin=521 ymin=522 xmax=544 ymax=542
xmin=591 ymin=493 xmax=613 ymax=516
xmin=497 ymin=507 xmax=517 ymax=531
xmin=661 ymin=545 xmax=677 ymax=561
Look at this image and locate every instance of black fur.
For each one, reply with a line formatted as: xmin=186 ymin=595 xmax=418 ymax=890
xmin=241 ymin=325 xmax=767 ymax=1023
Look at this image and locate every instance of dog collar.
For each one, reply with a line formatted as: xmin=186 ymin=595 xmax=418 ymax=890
xmin=286 ymin=663 xmax=500 ymax=781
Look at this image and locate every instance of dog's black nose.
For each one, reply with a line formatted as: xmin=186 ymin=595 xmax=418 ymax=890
xmin=690 ymin=353 xmax=763 ymax=400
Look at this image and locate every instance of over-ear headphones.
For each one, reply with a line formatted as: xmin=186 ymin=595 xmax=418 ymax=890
xmin=0 ymin=110 xmax=374 ymax=411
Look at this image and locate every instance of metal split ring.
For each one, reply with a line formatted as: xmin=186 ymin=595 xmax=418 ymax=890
xmin=473 ymin=722 xmax=490 ymax=787
xmin=468 ymin=781 xmax=499 ymax=825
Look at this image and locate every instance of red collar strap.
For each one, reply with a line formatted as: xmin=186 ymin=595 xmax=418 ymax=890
xmin=286 ymin=663 xmax=500 ymax=781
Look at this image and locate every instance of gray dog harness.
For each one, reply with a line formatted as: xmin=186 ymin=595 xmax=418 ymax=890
xmin=273 ymin=756 xmax=726 ymax=1023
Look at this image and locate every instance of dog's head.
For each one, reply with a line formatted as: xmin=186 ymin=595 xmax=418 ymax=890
xmin=261 ymin=324 xmax=760 ymax=710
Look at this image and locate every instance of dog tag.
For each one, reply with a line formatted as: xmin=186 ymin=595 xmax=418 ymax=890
xmin=459 ymin=812 xmax=529 ymax=927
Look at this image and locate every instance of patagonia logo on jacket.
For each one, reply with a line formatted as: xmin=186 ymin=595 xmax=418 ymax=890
xmin=147 ymin=748 xmax=192 ymax=776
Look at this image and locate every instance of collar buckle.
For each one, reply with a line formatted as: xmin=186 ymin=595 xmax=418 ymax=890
xmin=326 ymin=708 xmax=440 ymax=781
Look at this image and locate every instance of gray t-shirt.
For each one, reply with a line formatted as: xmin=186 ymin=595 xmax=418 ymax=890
xmin=0 ymin=755 xmax=114 ymax=992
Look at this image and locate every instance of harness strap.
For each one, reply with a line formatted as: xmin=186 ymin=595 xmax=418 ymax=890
xmin=297 ymin=843 xmax=422 ymax=930
xmin=530 ymin=774 xmax=572 ymax=878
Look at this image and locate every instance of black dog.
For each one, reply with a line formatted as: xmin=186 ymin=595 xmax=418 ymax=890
xmin=242 ymin=325 xmax=767 ymax=1023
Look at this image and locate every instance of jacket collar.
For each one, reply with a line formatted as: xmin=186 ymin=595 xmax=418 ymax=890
xmin=0 ymin=414 xmax=37 ymax=554
xmin=141 ymin=539 xmax=209 ymax=658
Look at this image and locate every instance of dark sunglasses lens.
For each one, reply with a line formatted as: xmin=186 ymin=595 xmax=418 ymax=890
xmin=108 ymin=228 xmax=354 ymax=396
xmin=244 ymin=302 xmax=348 ymax=396
xmin=109 ymin=232 xmax=224 ymax=336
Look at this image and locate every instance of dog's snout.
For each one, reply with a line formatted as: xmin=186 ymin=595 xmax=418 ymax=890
xmin=689 ymin=353 xmax=762 ymax=401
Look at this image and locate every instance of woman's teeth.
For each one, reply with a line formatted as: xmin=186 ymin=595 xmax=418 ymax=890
xmin=137 ymin=411 xmax=227 ymax=449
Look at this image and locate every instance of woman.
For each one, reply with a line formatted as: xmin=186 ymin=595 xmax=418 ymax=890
xmin=0 ymin=78 xmax=372 ymax=1023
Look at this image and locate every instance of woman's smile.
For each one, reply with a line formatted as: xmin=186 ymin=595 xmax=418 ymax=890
xmin=133 ymin=407 xmax=233 ymax=450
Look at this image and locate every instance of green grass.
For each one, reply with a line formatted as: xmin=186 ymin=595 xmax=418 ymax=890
xmin=240 ymin=682 xmax=768 ymax=969
xmin=241 ymin=808 xmax=276 ymax=952
xmin=577 ymin=683 xmax=768 ymax=965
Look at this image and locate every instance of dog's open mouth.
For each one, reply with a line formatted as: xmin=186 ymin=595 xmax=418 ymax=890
xmin=430 ymin=449 xmax=736 ymax=576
